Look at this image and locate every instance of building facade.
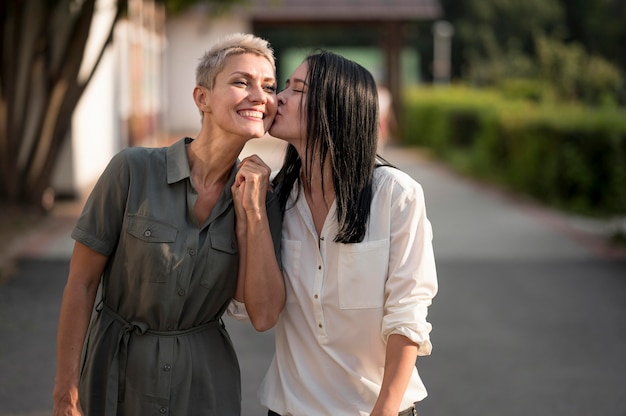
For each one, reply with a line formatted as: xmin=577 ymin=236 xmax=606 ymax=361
xmin=56 ymin=0 xmax=440 ymax=197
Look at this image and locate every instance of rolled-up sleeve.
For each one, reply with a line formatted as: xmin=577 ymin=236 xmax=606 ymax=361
xmin=71 ymin=150 xmax=131 ymax=256
xmin=382 ymin=177 xmax=438 ymax=356
xmin=227 ymin=299 xmax=249 ymax=320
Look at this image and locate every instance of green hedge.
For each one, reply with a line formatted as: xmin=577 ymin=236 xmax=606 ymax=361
xmin=402 ymin=86 xmax=626 ymax=216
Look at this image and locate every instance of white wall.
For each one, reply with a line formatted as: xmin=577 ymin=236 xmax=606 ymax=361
xmin=53 ymin=6 xmax=253 ymax=197
xmin=165 ymin=11 xmax=250 ymax=136
xmin=53 ymin=0 xmax=120 ymax=197
xmin=71 ymin=47 xmax=118 ymax=192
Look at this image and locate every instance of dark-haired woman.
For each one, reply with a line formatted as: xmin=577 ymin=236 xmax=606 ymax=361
xmin=259 ymin=51 xmax=438 ymax=415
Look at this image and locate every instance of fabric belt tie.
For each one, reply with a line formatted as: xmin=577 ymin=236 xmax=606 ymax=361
xmin=99 ymin=303 xmax=221 ymax=416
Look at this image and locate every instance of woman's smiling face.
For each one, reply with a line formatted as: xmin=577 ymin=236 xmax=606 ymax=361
xmin=204 ymin=53 xmax=277 ymax=139
xmin=269 ymin=61 xmax=308 ymax=147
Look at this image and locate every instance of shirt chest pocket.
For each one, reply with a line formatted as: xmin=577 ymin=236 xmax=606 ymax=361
xmin=125 ymin=215 xmax=178 ymax=283
xmin=338 ymin=239 xmax=389 ymax=309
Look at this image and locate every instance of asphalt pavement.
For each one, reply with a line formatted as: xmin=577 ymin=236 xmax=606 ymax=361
xmin=1 ymin=137 xmax=625 ymax=416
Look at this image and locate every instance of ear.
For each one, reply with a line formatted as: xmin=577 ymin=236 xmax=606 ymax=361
xmin=193 ymin=86 xmax=211 ymax=113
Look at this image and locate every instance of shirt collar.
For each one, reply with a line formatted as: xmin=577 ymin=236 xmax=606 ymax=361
xmin=166 ymin=137 xmax=193 ymax=184
xmin=166 ymin=137 xmax=239 ymax=204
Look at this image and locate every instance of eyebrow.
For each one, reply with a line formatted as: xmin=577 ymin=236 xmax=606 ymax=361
xmin=285 ymin=78 xmax=308 ymax=86
xmin=230 ymin=71 xmax=276 ymax=81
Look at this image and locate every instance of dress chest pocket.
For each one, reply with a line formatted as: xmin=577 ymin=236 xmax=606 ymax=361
xmin=201 ymin=231 xmax=238 ymax=289
xmin=338 ymin=239 xmax=389 ymax=309
xmin=125 ymin=215 xmax=178 ymax=283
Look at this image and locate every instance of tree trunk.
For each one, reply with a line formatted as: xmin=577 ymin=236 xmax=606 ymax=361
xmin=0 ymin=0 xmax=124 ymax=209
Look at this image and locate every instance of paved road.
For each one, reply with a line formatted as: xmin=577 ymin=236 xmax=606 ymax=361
xmin=1 ymin=138 xmax=625 ymax=416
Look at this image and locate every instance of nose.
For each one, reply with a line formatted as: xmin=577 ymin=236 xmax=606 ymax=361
xmin=276 ymin=90 xmax=286 ymax=105
xmin=249 ymin=84 xmax=268 ymax=104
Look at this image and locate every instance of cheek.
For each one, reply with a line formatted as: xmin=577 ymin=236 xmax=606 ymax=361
xmin=267 ymin=95 xmax=278 ymax=116
xmin=297 ymin=106 xmax=306 ymax=128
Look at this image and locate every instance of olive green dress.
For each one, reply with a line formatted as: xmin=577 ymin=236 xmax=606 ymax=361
xmin=72 ymin=138 xmax=281 ymax=415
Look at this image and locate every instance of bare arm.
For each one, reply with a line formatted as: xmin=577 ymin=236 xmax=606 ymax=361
xmin=370 ymin=334 xmax=419 ymax=416
xmin=52 ymin=242 xmax=108 ymax=415
xmin=231 ymin=155 xmax=285 ymax=331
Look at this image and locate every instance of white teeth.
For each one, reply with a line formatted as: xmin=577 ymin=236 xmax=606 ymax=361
xmin=239 ymin=110 xmax=263 ymax=119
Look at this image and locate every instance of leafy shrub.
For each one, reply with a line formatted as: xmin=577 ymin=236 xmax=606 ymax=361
xmin=535 ymin=36 xmax=624 ymax=106
xmin=402 ymin=86 xmax=626 ymax=216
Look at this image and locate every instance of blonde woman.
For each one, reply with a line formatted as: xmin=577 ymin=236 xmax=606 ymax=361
xmin=52 ymin=33 xmax=283 ymax=415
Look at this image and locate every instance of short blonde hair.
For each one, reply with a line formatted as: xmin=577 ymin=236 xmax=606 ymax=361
xmin=196 ymin=33 xmax=275 ymax=89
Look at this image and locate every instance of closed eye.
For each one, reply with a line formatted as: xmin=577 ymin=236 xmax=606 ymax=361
xmin=283 ymin=78 xmax=307 ymax=94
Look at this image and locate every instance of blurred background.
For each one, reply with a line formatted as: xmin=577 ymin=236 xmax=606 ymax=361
xmin=2 ymin=1 xmax=626 ymax=415
xmin=1 ymin=0 xmax=625 ymax=229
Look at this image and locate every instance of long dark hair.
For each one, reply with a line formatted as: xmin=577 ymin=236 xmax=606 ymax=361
xmin=273 ymin=50 xmax=380 ymax=243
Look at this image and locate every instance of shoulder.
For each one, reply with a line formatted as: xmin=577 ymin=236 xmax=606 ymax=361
xmin=373 ymin=166 xmax=428 ymax=213
xmin=118 ymin=145 xmax=164 ymax=159
xmin=114 ymin=145 xmax=166 ymax=168
xmin=374 ymin=165 xmax=424 ymax=195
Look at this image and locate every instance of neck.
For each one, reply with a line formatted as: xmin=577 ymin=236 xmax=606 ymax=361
xmin=301 ymin=161 xmax=334 ymax=205
xmin=187 ymin=133 xmax=242 ymax=190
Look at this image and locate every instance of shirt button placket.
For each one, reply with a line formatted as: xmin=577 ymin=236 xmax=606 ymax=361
xmin=157 ymin=340 xmax=174 ymax=412
xmin=313 ymin=258 xmax=325 ymax=336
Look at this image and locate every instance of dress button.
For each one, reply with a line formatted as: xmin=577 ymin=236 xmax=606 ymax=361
xmin=314 ymin=294 xmax=318 ymax=299
xmin=159 ymin=407 xmax=167 ymax=414
xmin=318 ymin=323 xmax=323 ymax=328
xmin=188 ymin=248 xmax=196 ymax=256
xmin=163 ymin=363 xmax=172 ymax=371
xmin=178 ymin=289 xmax=185 ymax=296
xmin=318 ymin=265 xmax=322 ymax=270
xmin=144 ymin=230 xmax=152 ymax=237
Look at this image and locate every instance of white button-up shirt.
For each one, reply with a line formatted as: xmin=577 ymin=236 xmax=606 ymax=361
xmin=257 ymin=166 xmax=438 ymax=416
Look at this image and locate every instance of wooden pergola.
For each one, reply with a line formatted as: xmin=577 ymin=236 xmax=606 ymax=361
xmin=247 ymin=0 xmax=442 ymax=132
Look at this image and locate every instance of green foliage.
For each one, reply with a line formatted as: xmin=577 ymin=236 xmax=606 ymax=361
xmin=403 ymin=86 xmax=626 ymax=216
xmin=440 ymin=0 xmax=626 ymax=106
xmin=496 ymin=78 xmax=553 ymax=103
xmin=573 ymin=0 xmax=626 ymax=84
xmin=535 ymin=35 xmax=624 ymax=106
xmin=450 ymin=0 xmax=565 ymax=84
